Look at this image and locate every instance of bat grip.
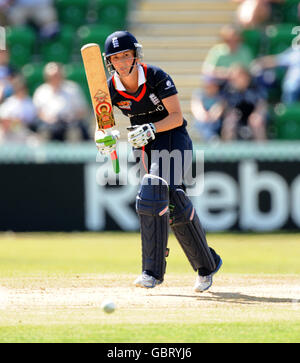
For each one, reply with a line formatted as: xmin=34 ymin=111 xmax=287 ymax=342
xmin=110 ymin=150 xmax=120 ymax=174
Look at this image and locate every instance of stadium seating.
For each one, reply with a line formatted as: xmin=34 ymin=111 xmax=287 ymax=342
xmin=5 ymin=0 xmax=129 ymax=71
xmin=242 ymin=28 xmax=262 ymax=57
xmin=265 ymin=23 xmax=296 ymax=54
xmin=76 ymin=24 xmax=115 ymax=49
xmin=41 ymin=42 xmax=72 ymax=63
xmin=55 ymin=0 xmax=89 ymax=28
xmin=63 ymin=63 xmax=90 ymax=101
xmin=40 ymin=26 xmax=74 ymax=63
xmin=4 ymin=0 xmax=129 ymax=113
xmin=282 ymin=0 xmax=300 ymax=24
xmin=5 ymin=26 xmax=36 ymax=68
xmin=265 ymin=67 xmax=286 ymax=103
xmin=272 ymin=103 xmax=300 ymax=139
xmin=94 ymin=0 xmax=129 ymax=29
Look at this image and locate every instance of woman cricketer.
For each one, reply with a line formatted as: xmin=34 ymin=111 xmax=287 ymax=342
xmin=96 ymin=31 xmax=222 ymax=292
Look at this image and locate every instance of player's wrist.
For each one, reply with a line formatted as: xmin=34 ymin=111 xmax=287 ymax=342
xmin=149 ymin=123 xmax=156 ymax=134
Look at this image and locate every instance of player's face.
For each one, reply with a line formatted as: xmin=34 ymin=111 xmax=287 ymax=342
xmin=110 ymin=50 xmax=136 ymax=78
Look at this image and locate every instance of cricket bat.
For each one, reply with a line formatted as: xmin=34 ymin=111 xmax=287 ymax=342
xmin=81 ymin=43 xmax=120 ymax=174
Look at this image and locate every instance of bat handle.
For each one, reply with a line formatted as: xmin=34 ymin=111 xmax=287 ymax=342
xmin=110 ymin=150 xmax=120 ymax=174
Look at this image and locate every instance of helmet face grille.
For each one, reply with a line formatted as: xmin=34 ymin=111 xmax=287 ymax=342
xmin=135 ymin=44 xmax=144 ymax=61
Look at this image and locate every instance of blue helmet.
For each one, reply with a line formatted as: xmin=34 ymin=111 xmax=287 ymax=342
xmin=103 ymin=31 xmax=143 ymax=75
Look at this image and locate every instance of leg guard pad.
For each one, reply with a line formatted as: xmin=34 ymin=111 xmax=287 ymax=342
xmin=169 ymin=188 xmax=216 ymax=273
xmin=136 ymin=174 xmax=169 ymax=280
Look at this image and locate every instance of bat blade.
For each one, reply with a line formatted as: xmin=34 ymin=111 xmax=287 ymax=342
xmin=81 ymin=43 xmax=120 ymax=174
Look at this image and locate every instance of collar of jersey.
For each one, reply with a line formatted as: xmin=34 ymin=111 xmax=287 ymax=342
xmin=112 ymin=63 xmax=148 ymax=102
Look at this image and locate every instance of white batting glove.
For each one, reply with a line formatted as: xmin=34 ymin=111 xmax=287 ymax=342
xmin=95 ymin=129 xmax=120 ymax=155
xmin=127 ymin=123 xmax=156 ymax=148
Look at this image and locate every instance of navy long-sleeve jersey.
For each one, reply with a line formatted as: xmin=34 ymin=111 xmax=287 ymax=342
xmin=108 ymin=63 xmax=187 ymax=127
xmin=108 ymin=63 xmax=192 ymax=187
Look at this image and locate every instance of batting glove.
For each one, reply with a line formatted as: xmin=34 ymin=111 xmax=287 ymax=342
xmin=127 ymin=123 xmax=156 ymax=148
xmin=95 ymin=129 xmax=120 ymax=155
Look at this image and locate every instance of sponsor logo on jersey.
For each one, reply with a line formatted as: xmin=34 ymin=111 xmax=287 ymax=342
xmin=149 ymin=93 xmax=160 ymax=105
xmin=164 ymin=79 xmax=175 ymax=90
xmin=117 ymin=100 xmax=132 ymax=110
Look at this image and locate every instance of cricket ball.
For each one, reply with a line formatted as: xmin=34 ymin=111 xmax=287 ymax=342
xmin=101 ymin=299 xmax=116 ymax=314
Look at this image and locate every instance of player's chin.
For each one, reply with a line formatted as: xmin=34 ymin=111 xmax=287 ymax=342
xmin=118 ymin=69 xmax=131 ymax=78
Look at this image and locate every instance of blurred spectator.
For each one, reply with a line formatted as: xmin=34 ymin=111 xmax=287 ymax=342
xmin=0 ymin=76 xmax=38 ymax=143
xmin=7 ymin=0 xmax=59 ymax=38
xmin=0 ymin=0 xmax=12 ymax=25
xmin=233 ymin=0 xmax=286 ymax=29
xmin=0 ymin=48 xmax=16 ymax=103
xmin=202 ymin=25 xmax=254 ymax=81
xmin=252 ymin=46 xmax=300 ymax=104
xmin=33 ymin=62 xmax=90 ymax=142
xmin=221 ymin=65 xmax=268 ymax=141
xmin=191 ymin=76 xmax=224 ymax=142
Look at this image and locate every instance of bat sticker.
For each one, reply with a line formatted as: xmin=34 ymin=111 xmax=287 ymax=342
xmin=94 ymin=89 xmax=115 ymax=129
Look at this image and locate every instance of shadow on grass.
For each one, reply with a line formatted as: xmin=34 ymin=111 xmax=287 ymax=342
xmin=154 ymin=291 xmax=297 ymax=305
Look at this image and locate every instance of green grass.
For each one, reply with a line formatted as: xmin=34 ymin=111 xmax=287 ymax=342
xmin=0 ymin=232 xmax=299 ymax=275
xmin=0 ymin=232 xmax=299 ymax=343
xmin=1 ymin=321 xmax=299 ymax=343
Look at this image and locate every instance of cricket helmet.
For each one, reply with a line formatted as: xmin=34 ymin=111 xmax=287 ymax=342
xmin=103 ymin=31 xmax=143 ymax=75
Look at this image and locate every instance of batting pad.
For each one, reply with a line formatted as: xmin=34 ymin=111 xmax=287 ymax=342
xmin=136 ymin=174 xmax=169 ymax=281
xmin=169 ymin=188 xmax=216 ymax=273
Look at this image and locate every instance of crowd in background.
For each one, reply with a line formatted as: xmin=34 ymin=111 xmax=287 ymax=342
xmin=0 ymin=49 xmax=90 ymax=143
xmin=191 ymin=0 xmax=300 ymax=142
xmin=192 ymin=24 xmax=269 ymax=142
xmin=0 ymin=0 xmax=92 ymax=144
xmin=0 ymin=0 xmax=59 ymax=37
xmin=0 ymin=0 xmax=300 ymax=144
